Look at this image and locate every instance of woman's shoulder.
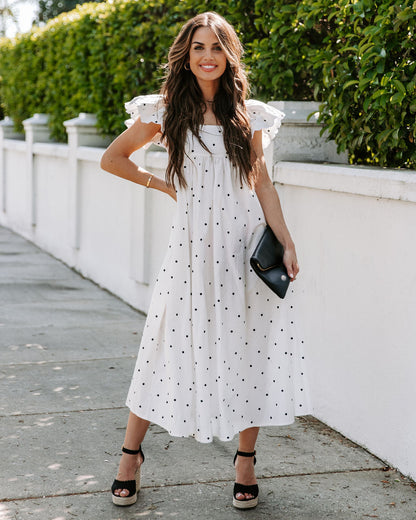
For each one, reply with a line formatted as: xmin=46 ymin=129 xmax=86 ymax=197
xmin=124 ymin=94 xmax=165 ymax=128
xmin=245 ymin=99 xmax=285 ymax=146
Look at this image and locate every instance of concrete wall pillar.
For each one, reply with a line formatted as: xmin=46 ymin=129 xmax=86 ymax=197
xmin=1 ymin=118 xmax=17 ymax=215
xmin=22 ymin=113 xmax=51 ymax=230
xmin=0 ymin=117 xmax=24 ymax=216
xmin=63 ymin=113 xmax=110 ymax=251
xmin=268 ymin=101 xmax=348 ymax=166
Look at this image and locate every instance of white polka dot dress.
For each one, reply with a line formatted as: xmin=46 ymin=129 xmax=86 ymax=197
xmin=124 ymin=95 xmax=312 ymax=443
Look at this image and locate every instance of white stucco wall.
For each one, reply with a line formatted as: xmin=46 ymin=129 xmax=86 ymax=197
xmin=273 ymin=162 xmax=416 ymax=480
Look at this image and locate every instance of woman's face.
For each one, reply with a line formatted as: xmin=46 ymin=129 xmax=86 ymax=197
xmin=188 ymin=27 xmax=227 ymax=87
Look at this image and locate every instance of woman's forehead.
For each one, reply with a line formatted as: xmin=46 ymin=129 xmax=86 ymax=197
xmin=191 ymin=26 xmax=219 ymax=43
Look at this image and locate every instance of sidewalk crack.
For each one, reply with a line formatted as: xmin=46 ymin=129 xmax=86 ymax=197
xmin=0 ymin=468 xmax=387 ymax=503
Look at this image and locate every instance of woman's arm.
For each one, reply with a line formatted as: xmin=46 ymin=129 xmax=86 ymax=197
xmin=100 ymin=117 xmax=176 ymax=200
xmin=251 ymin=130 xmax=299 ymax=280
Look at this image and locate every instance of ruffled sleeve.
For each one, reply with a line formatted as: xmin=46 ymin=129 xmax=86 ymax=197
xmin=246 ymin=99 xmax=285 ymax=148
xmin=124 ymin=94 xmax=166 ymax=148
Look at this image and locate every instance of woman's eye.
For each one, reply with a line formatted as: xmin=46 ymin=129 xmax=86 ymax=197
xmin=214 ymin=46 xmax=222 ymax=51
xmin=194 ymin=45 xmax=203 ymax=50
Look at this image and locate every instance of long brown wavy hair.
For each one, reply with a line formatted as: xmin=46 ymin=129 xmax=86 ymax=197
xmin=160 ymin=12 xmax=254 ymax=189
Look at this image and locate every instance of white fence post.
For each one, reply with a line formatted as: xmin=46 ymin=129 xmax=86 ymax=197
xmin=22 ymin=113 xmax=51 ymax=232
xmin=63 ymin=113 xmax=110 ymax=251
xmin=0 ymin=117 xmax=23 ymax=216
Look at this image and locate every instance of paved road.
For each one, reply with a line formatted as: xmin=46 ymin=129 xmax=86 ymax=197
xmin=0 ymin=225 xmax=415 ymax=519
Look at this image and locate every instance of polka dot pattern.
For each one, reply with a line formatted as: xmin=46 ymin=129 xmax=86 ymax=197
xmin=125 ymin=95 xmax=311 ymax=443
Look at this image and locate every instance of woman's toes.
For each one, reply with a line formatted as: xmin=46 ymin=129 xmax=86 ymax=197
xmin=235 ymin=491 xmax=254 ymax=500
xmin=113 ymin=488 xmax=130 ymax=497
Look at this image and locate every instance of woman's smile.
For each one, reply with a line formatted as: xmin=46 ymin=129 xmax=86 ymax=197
xmin=200 ymin=64 xmax=217 ymax=72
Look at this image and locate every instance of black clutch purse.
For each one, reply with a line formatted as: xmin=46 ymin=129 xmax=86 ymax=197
xmin=250 ymin=225 xmax=290 ymax=299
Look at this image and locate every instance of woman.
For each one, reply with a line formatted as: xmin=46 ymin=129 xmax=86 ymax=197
xmin=101 ymin=11 xmax=310 ymax=510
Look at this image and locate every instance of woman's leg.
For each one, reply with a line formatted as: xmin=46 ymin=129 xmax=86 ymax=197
xmin=235 ymin=426 xmax=259 ymax=500
xmin=113 ymin=412 xmax=150 ymax=497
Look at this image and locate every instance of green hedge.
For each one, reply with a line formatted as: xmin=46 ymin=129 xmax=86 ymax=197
xmin=303 ymin=0 xmax=416 ymax=168
xmin=0 ymin=0 xmax=414 ymax=168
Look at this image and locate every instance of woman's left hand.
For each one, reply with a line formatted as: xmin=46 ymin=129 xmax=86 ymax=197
xmin=283 ymin=247 xmax=299 ymax=281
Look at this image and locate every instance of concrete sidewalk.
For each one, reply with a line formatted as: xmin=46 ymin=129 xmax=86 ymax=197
xmin=0 ymin=225 xmax=414 ymax=519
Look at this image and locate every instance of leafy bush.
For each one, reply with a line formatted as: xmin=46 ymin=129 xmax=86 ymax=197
xmin=249 ymin=0 xmax=416 ymax=168
xmin=0 ymin=0 xmax=414 ymax=168
xmin=247 ymin=1 xmax=327 ymax=101
xmin=305 ymin=0 xmax=416 ymax=167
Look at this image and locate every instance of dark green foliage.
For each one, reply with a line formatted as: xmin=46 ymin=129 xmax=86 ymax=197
xmin=0 ymin=0 xmax=414 ymax=168
xmin=306 ymin=0 xmax=416 ymax=168
xmin=248 ymin=1 xmax=328 ymax=101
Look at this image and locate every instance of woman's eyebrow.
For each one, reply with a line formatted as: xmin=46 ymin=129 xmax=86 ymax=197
xmin=191 ymin=41 xmax=221 ymax=46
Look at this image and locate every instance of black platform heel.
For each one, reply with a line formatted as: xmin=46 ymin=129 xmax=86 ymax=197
xmin=111 ymin=446 xmax=145 ymax=506
xmin=233 ymin=450 xmax=259 ymax=509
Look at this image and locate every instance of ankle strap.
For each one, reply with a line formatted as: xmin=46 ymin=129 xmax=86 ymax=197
xmin=122 ymin=446 xmax=142 ymax=455
xmin=236 ymin=450 xmax=256 ymax=457
xmin=234 ymin=449 xmax=256 ymax=466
